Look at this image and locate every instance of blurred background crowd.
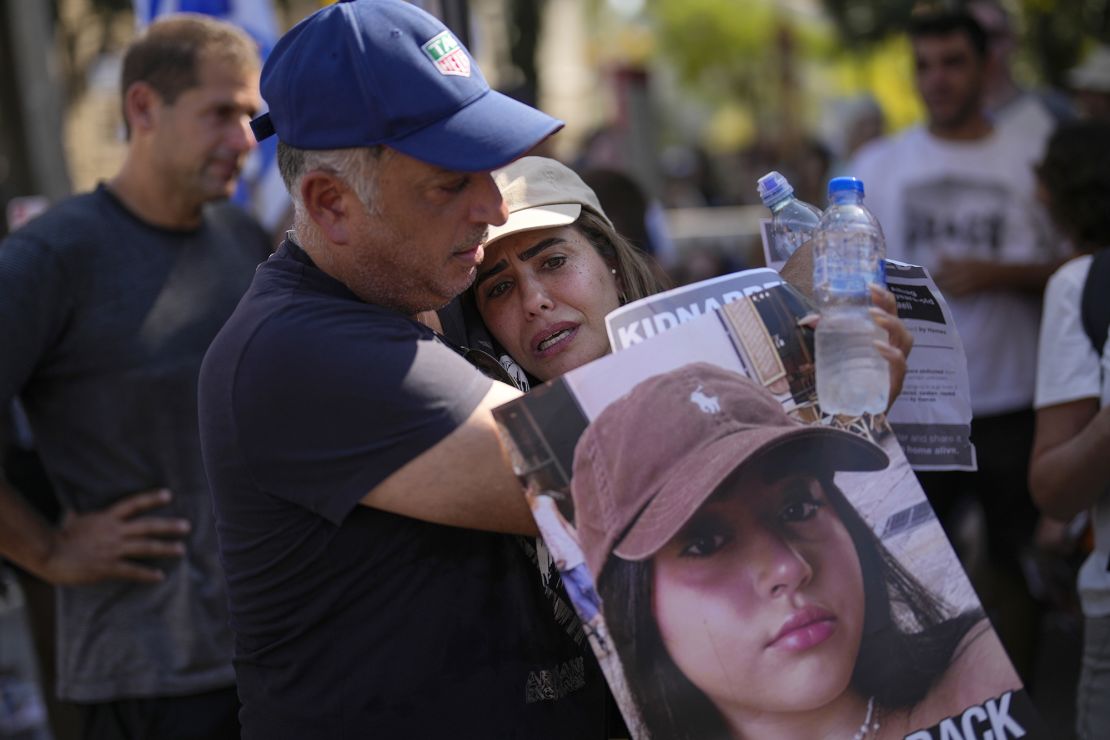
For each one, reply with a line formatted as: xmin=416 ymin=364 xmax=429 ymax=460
xmin=3 ymin=0 xmax=1110 ymax=738
xmin=5 ymin=0 xmax=1109 ymax=273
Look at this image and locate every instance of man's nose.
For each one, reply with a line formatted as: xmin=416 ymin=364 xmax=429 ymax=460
xmin=230 ymin=114 xmax=256 ymax=154
xmin=471 ymin=172 xmax=509 ymax=226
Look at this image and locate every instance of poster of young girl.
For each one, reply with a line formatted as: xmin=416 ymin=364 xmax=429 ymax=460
xmin=492 ymin=304 xmax=1044 ymax=740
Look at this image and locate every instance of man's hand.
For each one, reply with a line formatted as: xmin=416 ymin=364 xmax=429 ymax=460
xmin=41 ymin=488 xmax=191 ymax=585
xmin=797 ymin=285 xmax=913 ymax=411
xmin=869 ymin=284 xmax=914 ymax=406
xmin=933 ymin=256 xmax=998 ymax=296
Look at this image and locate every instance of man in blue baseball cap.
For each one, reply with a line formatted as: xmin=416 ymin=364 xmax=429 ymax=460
xmin=197 ymin=1 xmax=607 ymax=737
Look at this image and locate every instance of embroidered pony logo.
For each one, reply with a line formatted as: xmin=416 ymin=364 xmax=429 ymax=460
xmin=690 ymin=385 xmax=720 ymax=414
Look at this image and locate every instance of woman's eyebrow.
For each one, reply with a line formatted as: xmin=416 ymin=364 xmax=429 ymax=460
xmin=475 ymin=260 xmax=507 ymax=289
xmin=475 ymin=237 xmax=566 ymax=289
xmin=516 ymin=237 xmax=564 ymax=262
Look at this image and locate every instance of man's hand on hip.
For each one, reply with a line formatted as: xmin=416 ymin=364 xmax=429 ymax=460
xmin=42 ymin=488 xmax=191 ymax=585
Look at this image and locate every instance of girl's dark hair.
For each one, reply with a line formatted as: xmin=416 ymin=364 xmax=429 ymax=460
xmin=1035 ymin=120 xmax=1110 ymax=251
xmin=598 ymin=476 xmax=981 ymax=740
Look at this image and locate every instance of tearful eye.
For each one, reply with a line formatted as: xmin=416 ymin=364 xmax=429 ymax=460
xmin=486 ymin=280 xmax=511 ymax=299
xmin=543 ymin=255 xmax=567 ymax=270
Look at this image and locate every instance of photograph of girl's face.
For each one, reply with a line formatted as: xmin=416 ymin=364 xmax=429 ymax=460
xmin=650 ymin=465 xmax=865 ymax=721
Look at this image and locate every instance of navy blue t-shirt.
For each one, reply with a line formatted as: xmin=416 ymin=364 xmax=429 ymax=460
xmin=198 ymin=241 xmax=606 ymax=739
xmin=0 ymin=185 xmax=271 ymax=701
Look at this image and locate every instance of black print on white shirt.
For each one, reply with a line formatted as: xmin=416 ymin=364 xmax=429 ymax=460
xmin=903 ymin=177 xmax=1010 ymax=260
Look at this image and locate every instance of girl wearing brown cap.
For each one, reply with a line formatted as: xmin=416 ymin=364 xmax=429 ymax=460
xmin=571 ymin=363 xmax=1021 ymax=740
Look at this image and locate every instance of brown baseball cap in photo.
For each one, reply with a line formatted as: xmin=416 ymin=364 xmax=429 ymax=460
xmin=571 ymin=362 xmax=889 ymax=581
xmin=485 ymin=157 xmax=613 ymax=247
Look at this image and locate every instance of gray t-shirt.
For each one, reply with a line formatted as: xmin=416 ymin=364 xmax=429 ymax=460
xmin=0 ymin=184 xmax=271 ymax=701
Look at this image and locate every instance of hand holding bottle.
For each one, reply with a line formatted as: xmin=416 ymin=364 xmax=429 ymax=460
xmin=812 ymin=177 xmax=889 ymax=416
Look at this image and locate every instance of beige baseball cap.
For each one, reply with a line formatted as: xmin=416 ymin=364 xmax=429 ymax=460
xmin=486 ymin=156 xmax=613 ymax=246
xmin=570 ymin=363 xmax=890 ymax=582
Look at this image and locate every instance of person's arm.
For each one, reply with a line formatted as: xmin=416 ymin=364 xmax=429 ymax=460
xmin=360 ymin=380 xmax=536 ymax=535
xmin=1029 ymin=398 xmax=1110 ymax=521
xmin=0 ymin=477 xmax=192 ymax=585
xmin=933 ymin=257 xmax=1066 ymax=297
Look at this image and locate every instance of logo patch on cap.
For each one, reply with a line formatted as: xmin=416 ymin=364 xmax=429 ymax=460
xmin=690 ymin=385 xmax=720 ymax=414
xmin=422 ymin=30 xmax=471 ymax=77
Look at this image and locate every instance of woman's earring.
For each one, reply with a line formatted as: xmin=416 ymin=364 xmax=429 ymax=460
xmin=611 ymin=268 xmax=627 ymax=303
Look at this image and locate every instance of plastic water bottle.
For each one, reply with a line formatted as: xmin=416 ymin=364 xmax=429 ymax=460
xmin=813 ymin=177 xmax=888 ymax=416
xmin=757 ymin=171 xmax=822 ymax=263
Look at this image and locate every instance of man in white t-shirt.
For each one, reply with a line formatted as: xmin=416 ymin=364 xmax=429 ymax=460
xmin=1030 ymin=120 xmax=1110 ymax=740
xmin=850 ymin=7 xmax=1065 ymax=681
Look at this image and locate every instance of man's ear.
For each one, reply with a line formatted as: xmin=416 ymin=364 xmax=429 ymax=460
xmin=123 ymin=82 xmax=160 ymax=136
xmin=302 ymin=172 xmax=354 ymax=244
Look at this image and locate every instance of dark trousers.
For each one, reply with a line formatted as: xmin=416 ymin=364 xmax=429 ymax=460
xmin=916 ymin=407 xmax=1042 ymax=684
xmin=77 ymin=686 xmax=239 ymax=740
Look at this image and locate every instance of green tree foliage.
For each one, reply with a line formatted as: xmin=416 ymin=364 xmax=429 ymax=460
xmin=822 ymin=0 xmax=917 ymax=46
xmin=647 ymin=0 xmax=834 ymax=130
xmin=650 ymin=0 xmax=777 ymax=96
xmin=1019 ymin=0 xmax=1110 ymax=85
xmin=821 ymin=0 xmax=1110 ymax=85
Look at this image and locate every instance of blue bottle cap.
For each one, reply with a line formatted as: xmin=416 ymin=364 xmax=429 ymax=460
xmin=828 ymin=176 xmax=865 ymax=198
xmin=756 ymin=171 xmax=794 ymax=206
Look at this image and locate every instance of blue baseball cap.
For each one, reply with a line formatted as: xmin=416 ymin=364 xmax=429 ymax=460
xmin=250 ymin=0 xmax=563 ymax=172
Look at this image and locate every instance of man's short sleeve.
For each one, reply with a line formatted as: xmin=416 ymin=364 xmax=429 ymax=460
xmin=229 ymin=311 xmax=493 ymax=523
xmin=0 ymin=232 xmax=70 ymax=405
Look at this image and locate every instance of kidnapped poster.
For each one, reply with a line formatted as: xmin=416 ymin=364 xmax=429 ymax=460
xmin=491 ymin=286 xmax=1042 ymax=740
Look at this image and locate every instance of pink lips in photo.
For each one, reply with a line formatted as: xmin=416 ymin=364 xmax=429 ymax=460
xmin=767 ymin=606 xmax=837 ymax=652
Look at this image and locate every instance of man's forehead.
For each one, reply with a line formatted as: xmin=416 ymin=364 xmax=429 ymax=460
xmin=191 ymin=47 xmax=257 ymax=80
xmin=913 ymin=32 xmax=978 ymax=60
xmin=385 ymin=148 xmax=489 ymax=181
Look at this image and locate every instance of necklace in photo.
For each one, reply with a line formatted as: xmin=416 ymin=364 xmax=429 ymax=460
xmin=852 ymin=696 xmax=881 ymax=740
